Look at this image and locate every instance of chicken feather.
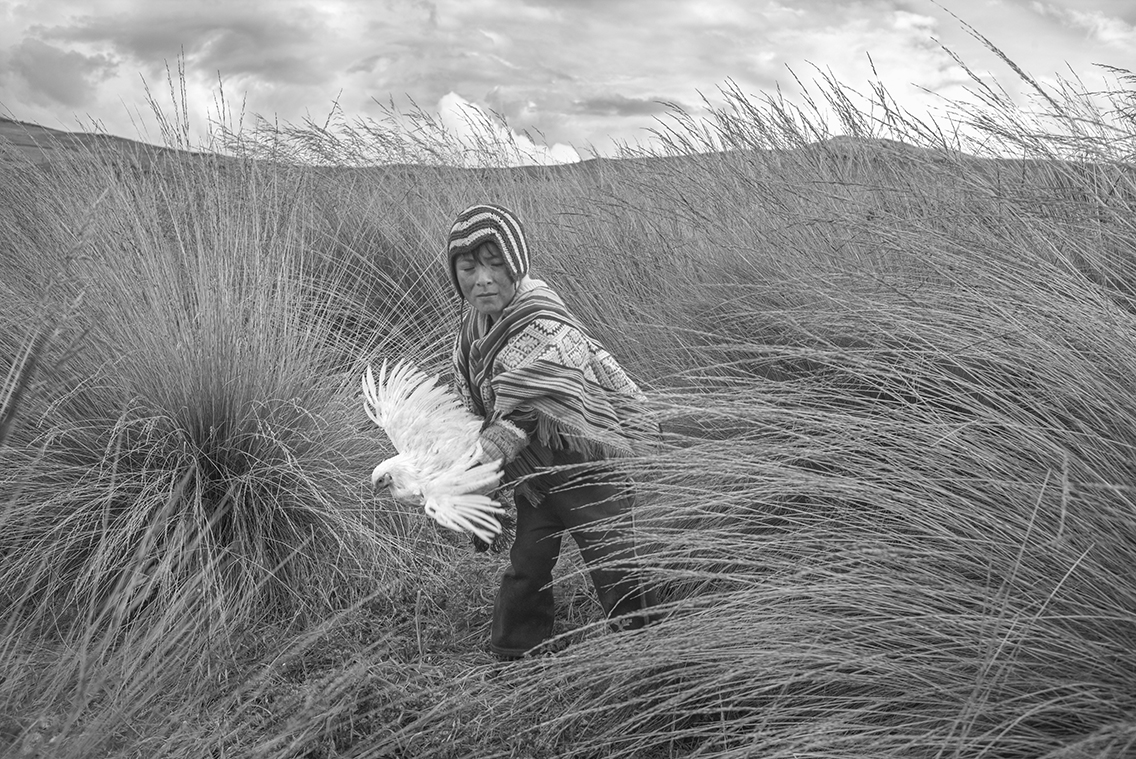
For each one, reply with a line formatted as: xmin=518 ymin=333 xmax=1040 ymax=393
xmin=362 ymin=359 xmax=505 ymax=543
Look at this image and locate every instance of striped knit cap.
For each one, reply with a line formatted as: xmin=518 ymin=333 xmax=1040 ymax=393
xmin=446 ymin=203 xmax=530 ymax=299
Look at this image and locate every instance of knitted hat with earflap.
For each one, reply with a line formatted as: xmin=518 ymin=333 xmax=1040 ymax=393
xmin=446 ymin=203 xmax=530 ymax=299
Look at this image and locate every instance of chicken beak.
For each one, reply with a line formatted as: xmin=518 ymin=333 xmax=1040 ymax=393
xmin=371 ymin=472 xmax=392 ymax=495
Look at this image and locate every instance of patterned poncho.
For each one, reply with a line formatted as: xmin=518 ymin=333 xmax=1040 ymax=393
xmin=453 ymin=278 xmax=656 ymax=502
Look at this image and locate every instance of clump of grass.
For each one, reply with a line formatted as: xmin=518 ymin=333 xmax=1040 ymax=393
xmin=0 ymin=118 xmax=455 ymax=754
xmin=1 ymin=329 xmax=48 ymax=449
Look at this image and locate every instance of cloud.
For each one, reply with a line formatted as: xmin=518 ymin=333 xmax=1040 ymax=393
xmin=0 ymin=0 xmax=1127 ymax=161
xmin=5 ymin=38 xmax=117 ymax=108
xmin=34 ymin=7 xmax=334 ymax=86
xmin=435 ymin=91 xmax=580 ymax=166
xmin=347 ymin=54 xmax=390 ymax=76
xmin=570 ymin=94 xmax=678 ymax=118
xmin=1030 ymin=2 xmax=1136 ymax=48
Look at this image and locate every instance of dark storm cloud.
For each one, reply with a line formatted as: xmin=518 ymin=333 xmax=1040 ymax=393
xmin=33 ymin=8 xmax=333 ymax=86
xmin=7 ymin=38 xmax=117 ymax=107
xmin=347 ymin=54 xmax=385 ymax=75
xmin=570 ymin=94 xmax=678 ymax=118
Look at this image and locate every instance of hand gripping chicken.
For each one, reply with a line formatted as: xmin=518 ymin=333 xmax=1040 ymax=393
xmin=362 ymin=359 xmax=504 ymax=544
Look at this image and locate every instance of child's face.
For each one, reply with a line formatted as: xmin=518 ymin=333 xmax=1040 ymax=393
xmin=455 ymin=241 xmax=517 ymax=320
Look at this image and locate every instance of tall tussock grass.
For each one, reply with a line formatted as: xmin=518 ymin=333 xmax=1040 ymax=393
xmin=3 ymin=47 xmax=1136 ymax=758
xmin=0 ymin=133 xmax=447 ymax=753
xmin=338 ymin=65 xmax=1136 ymax=758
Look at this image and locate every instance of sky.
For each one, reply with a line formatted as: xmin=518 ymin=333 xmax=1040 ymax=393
xmin=0 ymin=0 xmax=1133 ymax=164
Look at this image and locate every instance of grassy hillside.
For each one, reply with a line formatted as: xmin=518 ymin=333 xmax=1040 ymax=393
xmin=2 ymin=63 xmax=1135 ymax=758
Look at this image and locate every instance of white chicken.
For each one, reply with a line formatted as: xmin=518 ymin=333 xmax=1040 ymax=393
xmin=361 ymin=359 xmax=505 ymax=544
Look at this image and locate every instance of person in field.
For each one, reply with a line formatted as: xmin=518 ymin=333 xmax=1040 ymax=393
xmin=446 ymin=202 xmax=658 ymax=659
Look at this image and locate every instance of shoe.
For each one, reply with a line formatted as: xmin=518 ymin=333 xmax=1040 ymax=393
xmin=532 ymin=638 xmax=570 ymax=657
xmin=489 ymin=637 xmax=568 ymax=661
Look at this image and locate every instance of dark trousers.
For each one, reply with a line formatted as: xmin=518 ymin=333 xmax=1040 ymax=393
xmin=490 ymin=475 xmax=655 ymax=658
